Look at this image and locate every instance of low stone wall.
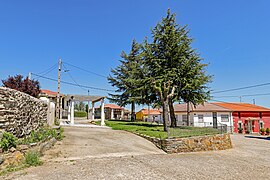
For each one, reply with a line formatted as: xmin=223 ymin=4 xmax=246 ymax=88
xmin=0 ymin=87 xmax=47 ymax=137
xmin=136 ymin=133 xmax=232 ymax=154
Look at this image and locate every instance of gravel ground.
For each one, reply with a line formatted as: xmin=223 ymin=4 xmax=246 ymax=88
xmin=3 ymin=127 xmax=270 ymax=180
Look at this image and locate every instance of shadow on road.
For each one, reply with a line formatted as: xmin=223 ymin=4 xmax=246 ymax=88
xmin=245 ymin=136 xmax=270 ymax=141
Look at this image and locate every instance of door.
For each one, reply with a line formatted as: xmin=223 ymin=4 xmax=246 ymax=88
xmin=213 ymin=112 xmax=217 ymax=128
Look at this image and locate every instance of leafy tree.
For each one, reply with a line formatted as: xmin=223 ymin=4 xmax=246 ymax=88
xmin=108 ymin=40 xmax=145 ymax=121
xmin=2 ymin=75 xmax=41 ymax=98
xmin=142 ymin=9 xmax=211 ymax=131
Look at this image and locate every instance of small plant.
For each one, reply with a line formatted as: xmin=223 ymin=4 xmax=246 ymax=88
xmin=266 ymin=128 xmax=270 ymax=135
xmin=17 ymin=126 xmax=64 ymax=145
xmin=260 ymin=128 xmax=265 ymax=135
xmin=24 ymin=151 xmax=42 ymax=166
xmin=245 ymin=130 xmax=250 ymax=134
xmin=0 ymin=132 xmax=17 ymax=151
xmin=238 ymin=127 xmax=243 ymax=133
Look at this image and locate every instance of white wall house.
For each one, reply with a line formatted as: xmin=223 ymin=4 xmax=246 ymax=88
xmin=173 ymin=103 xmax=234 ymax=133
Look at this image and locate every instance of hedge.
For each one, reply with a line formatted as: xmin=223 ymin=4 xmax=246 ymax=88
xmin=74 ymin=111 xmax=87 ymax=117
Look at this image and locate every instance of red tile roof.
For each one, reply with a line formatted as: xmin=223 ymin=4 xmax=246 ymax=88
xmin=174 ymin=103 xmax=230 ymax=112
xmin=213 ymin=102 xmax=270 ymax=112
xmin=40 ymin=89 xmax=64 ymax=97
xmin=96 ymin=104 xmax=124 ymax=110
xmin=41 ymin=89 xmax=57 ymax=96
xmin=139 ymin=109 xmax=161 ymax=115
xmin=104 ymin=104 xmax=124 ymax=109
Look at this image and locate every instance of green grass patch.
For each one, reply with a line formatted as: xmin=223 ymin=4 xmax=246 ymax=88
xmin=0 ymin=164 xmax=28 ymax=176
xmin=105 ymin=120 xmax=220 ymax=139
xmin=24 ymin=151 xmax=42 ymax=166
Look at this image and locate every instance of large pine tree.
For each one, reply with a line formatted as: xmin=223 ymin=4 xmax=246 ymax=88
xmin=142 ymin=9 xmax=211 ymax=131
xmin=108 ymin=40 xmax=144 ymax=121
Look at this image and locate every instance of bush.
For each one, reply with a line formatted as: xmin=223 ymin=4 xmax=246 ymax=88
xmin=0 ymin=132 xmax=17 ymax=151
xmin=260 ymin=128 xmax=265 ymax=133
xmin=74 ymin=111 xmax=87 ymax=117
xmin=17 ymin=127 xmax=64 ymax=145
xmin=266 ymin=128 xmax=270 ymax=134
xmin=24 ymin=151 xmax=42 ymax=166
xmin=238 ymin=128 xmax=243 ymax=133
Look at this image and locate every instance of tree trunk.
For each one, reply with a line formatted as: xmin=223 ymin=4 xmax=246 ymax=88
xmin=162 ymin=100 xmax=169 ymax=133
xmin=187 ymin=102 xmax=190 ymax=126
xmin=169 ymin=97 xmax=177 ymax=128
xmin=131 ymin=101 xmax=135 ymax=122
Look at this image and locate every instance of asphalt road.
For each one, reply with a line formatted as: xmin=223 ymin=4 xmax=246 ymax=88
xmin=4 ymin=126 xmax=270 ymax=180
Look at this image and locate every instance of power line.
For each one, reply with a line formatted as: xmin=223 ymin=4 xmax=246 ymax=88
xmin=32 ymin=73 xmax=115 ymax=92
xmin=213 ymin=92 xmax=270 ymax=99
xmin=36 ymin=63 xmax=58 ymax=76
xmin=62 ymin=64 xmax=88 ymax=92
xmin=63 ymin=61 xmax=108 ymax=78
xmin=212 ymin=82 xmax=270 ymax=94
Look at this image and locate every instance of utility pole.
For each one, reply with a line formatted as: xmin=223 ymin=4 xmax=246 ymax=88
xmin=253 ymin=99 xmax=256 ymax=105
xmin=239 ymin=96 xmax=242 ymax=103
xmin=56 ymin=59 xmax=62 ymax=120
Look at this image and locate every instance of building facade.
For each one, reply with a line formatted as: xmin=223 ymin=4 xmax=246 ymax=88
xmin=136 ymin=109 xmax=162 ymax=123
xmin=214 ymin=103 xmax=270 ymax=133
xmin=173 ymin=103 xmax=233 ymax=132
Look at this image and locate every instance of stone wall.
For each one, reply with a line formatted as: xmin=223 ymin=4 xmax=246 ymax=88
xmin=136 ymin=133 xmax=232 ymax=154
xmin=0 ymin=87 xmax=48 ymax=137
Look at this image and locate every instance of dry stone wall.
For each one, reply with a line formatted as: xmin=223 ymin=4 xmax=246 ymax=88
xmin=136 ymin=133 xmax=232 ymax=154
xmin=0 ymin=87 xmax=47 ymax=137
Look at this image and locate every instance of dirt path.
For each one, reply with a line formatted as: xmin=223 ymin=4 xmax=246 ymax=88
xmin=3 ymin=128 xmax=270 ymax=180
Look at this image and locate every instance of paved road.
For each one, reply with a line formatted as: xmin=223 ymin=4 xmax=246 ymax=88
xmin=4 ymin=127 xmax=270 ymax=180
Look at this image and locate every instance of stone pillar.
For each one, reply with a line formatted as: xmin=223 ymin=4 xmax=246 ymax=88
xmin=101 ymin=98 xmax=105 ymax=126
xmin=120 ymin=109 xmax=124 ymax=120
xmin=71 ymin=100 xmax=74 ymax=125
xmin=111 ymin=109 xmax=114 ymax=119
xmin=91 ymin=102 xmax=95 ymax=120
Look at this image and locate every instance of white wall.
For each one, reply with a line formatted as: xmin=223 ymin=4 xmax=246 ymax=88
xmin=175 ymin=112 xmax=232 ymax=128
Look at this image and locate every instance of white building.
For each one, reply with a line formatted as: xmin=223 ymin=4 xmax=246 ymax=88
xmin=173 ymin=103 xmax=233 ymax=132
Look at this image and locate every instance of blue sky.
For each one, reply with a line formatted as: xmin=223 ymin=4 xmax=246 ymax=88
xmin=1 ymin=0 xmax=270 ymax=108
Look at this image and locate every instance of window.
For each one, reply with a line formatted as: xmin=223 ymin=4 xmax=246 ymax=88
xmin=198 ymin=115 xmax=204 ymax=123
xmin=221 ymin=114 xmax=229 ymax=122
xmin=182 ymin=115 xmax=188 ymax=123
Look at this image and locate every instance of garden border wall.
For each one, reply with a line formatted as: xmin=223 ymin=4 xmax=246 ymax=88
xmin=135 ymin=133 xmax=232 ymax=154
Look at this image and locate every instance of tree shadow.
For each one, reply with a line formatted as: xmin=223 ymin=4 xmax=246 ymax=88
xmin=244 ymin=136 xmax=270 ymax=141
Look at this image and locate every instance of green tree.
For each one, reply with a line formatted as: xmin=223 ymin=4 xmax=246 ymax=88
xmin=108 ymin=40 xmax=144 ymax=121
xmin=142 ymin=9 xmax=211 ymax=131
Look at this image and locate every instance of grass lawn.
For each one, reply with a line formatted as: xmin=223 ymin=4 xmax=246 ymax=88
xmin=105 ymin=120 xmax=220 ymax=139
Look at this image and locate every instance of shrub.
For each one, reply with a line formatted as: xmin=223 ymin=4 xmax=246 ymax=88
xmin=0 ymin=132 xmax=17 ymax=151
xmin=238 ymin=128 xmax=243 ymax=133
xmin=74 ymin=111 xmax=87 ymax=117
xmin=17 ymin=127 xmax=64 ymax=145
xmin=260 ymin=128 xmax=265 ymax=133
xmin=266 ymin=128 xmax=270 ymax=134
xmin=24 ymin=151 xmax=42 ymax=166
